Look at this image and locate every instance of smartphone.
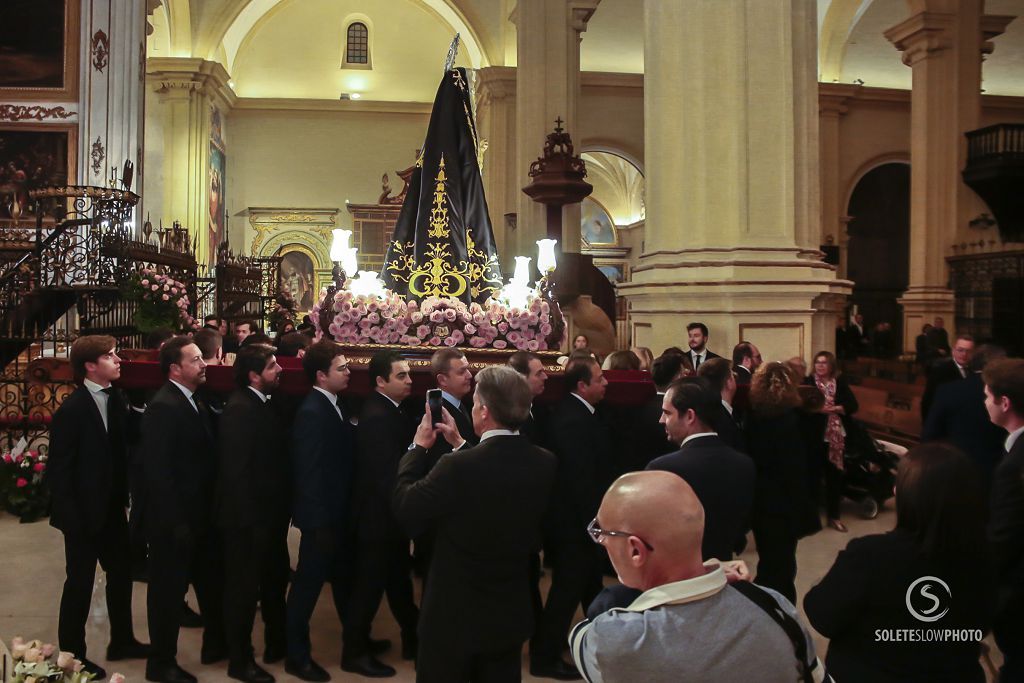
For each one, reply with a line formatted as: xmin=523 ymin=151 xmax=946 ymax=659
xmin=427 ymin=389 xmax=443 ymax=426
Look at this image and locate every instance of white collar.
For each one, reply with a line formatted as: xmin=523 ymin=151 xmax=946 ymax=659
xmin=1006 ymin=425 xmax=1024 ymax=453
xmin=376 ymin=390 xmax=401 ymax=408
xmin=440 ymin=390 xmax=462 ymax=409
xmin=721 ymin=399 xmax=733 ymax=415
xmin=84 ymin=378 xmax=111 ymax=395
xmin=170 ymin=379 xmax=195 ymax=400
xmin=480 ymin=428 xmax=518 ymax=442
xmin=313 ymin=385 xmax=338 ymax=404
xmin=681 ymin=432 xmax=717 ymax=447
xmin=248 ymin=386 xmax=268 ymax=403
xmin=571 ymin=392 xmax=596 ymax=414
xmin=691 ymin=349 xmax=706 ymax=358
xmin=623 ymin=562 xmax=727 ymax=612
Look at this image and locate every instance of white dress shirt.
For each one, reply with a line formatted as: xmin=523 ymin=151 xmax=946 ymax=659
xmin=1006 ymin=425 xmax=1024 ymax=453
xmin=313 ymin=385 xmax=345 ymax=421
xmin=83 ymin=378 xmax=111 ymax=431
xmin=248 ymin=386 xmax=268 ymax=403
xmin=680 ymin=432 xmax=717 ymax=447
xmin=480 ymin=428 xmax=519 ymax=442
xmin=170 ymin=379 xmax=199 ymax=413
xmin=571 ymin=392 xmax=596 ymax=414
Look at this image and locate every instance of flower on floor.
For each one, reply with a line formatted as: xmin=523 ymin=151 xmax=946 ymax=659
xmin=0 ymin=440 xmax=48 ymax=523
xmin=8 ymin=637 xmax=125 ymax=683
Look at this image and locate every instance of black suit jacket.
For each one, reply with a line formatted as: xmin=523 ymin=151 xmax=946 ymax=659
xmin=48 ymin=385 xmax=129 ymax=534
xmin=734 ymin=365 xmax=752 ymax=386
xmin=631 ymin=393 xmax=675 ymax=469
xmin=922 ymin=374 xmax=1006 ymax=490
xmin=217 ymin=388 xmax=289 ymax=529
xmin=518 ymin=402 xmax=549 ymax=447
xmin=544 ymin=395 xmax=614 ymax=544
xmin=352 ymin=391 xmax=416 ymax=541
xmin=290 ymin=389 xmax=356 ymax=532
xmin=139 ymin=381 xmax=217 ymax=533
xmin=393 ymin=435 xmax=557 ymax=649
xmin=991 ymin=434 xmax=1024 ymax=647
xmin=647 ymin=435 xmax=755 ymax=561
xmin=426 ymin=396 xmax=479 ymax=467
xmin=712 ymin=402 xmax=746 ymax=453
xmin=804 ymin=530 xmax=994 ymax=683
xmin=922 ymin=359 xmax=966 ymax=420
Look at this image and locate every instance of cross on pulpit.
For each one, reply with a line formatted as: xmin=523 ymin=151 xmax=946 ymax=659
xmin=554 ymin=117 xmax=564 ymax=132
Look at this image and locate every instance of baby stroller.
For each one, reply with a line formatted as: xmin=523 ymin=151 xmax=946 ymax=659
xmin=839 ymin=419 xmax=901 ymax=519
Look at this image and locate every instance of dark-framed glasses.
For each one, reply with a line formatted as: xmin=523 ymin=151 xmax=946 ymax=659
xmin=587 ymin=518 xmax=654 ymax=551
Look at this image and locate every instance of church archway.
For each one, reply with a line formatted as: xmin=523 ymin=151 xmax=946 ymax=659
xmin=845 ymin=162 xmax=910 ymax=350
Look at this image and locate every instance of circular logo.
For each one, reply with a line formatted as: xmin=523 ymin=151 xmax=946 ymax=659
xmin=906 ymin=576 xmax=951 ymax=623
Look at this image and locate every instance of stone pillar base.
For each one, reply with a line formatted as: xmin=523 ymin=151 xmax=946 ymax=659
xmin=897 ymin=285 xmax=955 ymax=354
xmin=619 ymin=247 xmax=852 ymax=363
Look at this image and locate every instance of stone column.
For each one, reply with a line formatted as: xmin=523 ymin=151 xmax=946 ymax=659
xmin=885 ymin=2 xmax=1012 ymax=349
xmin=78 ymin=0 xmax=148 ymax=218
xmin=512 ymin=0 xmax=599 ymax=262
xmin=819 ymin=84 xmax=857 ymax=278
xmin=619 ymin=0 xmax=851 ymax=362
xmin=145 ymin=58 xmax=234 ymax=266
xmin=474 ymin=66 xmax=517 ymax=261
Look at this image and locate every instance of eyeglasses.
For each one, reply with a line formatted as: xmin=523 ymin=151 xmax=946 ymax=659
xmin=587 ymin=518 xmax=654 ymax=551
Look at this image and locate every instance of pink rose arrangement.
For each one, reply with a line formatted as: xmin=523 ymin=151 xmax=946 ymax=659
xmin=0 ymin=444 xmax=49 ymax=522
xmin=315 ymin=286 xmax=562 ymax=351
xmin=9 ymin=636 xmax=123 ymax=683
xmin=126 ymin=268 xmax=199 ymax=333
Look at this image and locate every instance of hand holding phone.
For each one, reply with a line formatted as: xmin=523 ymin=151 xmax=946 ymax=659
xmin=427 ymin=389 xmax=443 ymax=426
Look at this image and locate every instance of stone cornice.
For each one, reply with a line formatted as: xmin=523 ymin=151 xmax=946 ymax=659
xmin=981 ymin=14 xmax=1015 ymax=55
xmin=146 ymin=57 xmax=236 ymax=109
xmin=232 ymin=98 xmax=431 ymax=115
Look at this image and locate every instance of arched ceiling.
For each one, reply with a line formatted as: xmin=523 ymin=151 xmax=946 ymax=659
xmin=148 ymin=0 xmax=1024 ymax=100
xmin=582 ymin=151 xmax=644 ymax=225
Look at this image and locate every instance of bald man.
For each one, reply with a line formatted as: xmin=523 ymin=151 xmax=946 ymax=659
xmin=569 ymin=472 xmax=825 ymax=683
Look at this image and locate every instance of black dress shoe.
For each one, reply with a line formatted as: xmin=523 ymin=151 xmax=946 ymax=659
xmin=200 ymin=643 xmax=228 ymax=665
xmin=284 ymin=658 xmax=330 ymax=682
xmin=340 ymin=654 xmax=396 ymax=678
xmin=262 ymin=643 xmax=286 ymax=665
xmin=107 ymin=638 xmax=150 ymax=661
xmin=145 ymin=663 xmax=197 ymax=683
xmin=180 ymin=602 xmax=203 ymax=628
xmin=368 ymin=638 xmax=391 ymax=655
xmin=227 ymin=660 xmax=274 ymax=683
xmin=529 ymin=659 xmax=582 ymax=681
xmin=80 ymin=659 xmax=107 ymax=681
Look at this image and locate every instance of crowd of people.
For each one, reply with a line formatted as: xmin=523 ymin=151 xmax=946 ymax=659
xmin=42 ymin=316 xmax=1024 ymax=683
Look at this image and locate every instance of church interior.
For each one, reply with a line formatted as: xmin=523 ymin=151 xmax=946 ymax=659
xmin=1 ymin=0 xmax=1024 ymax=681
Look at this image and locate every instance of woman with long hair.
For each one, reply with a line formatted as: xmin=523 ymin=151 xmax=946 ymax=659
xmin=804 ymin=443 xmax=995 ymax=682
xmin=804 ymin=350 xmax=859 ymax=532
xmin=745 ymin=361 xmax=819 ymax=603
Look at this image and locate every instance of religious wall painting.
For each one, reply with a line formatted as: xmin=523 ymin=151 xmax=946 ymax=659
xmin=581 ymin=197 xmax=617 ymax=246
xmin=209 ymin=144 xmax=226 ymax=266
xmin=0 ymin=125 xmax=75 ymax=223
xmin=279 ymin=247 xmax=317 ymax=312
xmin=0 ymin=0 xmax=79 ymax=100
xmin=596 ymin=262 xmax=627 ymax=285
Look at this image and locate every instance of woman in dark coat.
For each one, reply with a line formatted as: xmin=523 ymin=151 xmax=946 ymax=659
xmin=803 ymin=350 xmax=859 ymax=532
xmin=745 ymin=361 xmax=819 ymax=604
xmin=804 ymin=443 xmax=995 ymax=683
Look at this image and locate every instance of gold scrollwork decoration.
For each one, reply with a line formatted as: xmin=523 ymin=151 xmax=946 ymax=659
xmin=428 ymin=157 xmax=451 ymax=239
xmin=408 ymin=242 xmax=469 ymax=299
xmin=0 ymin=105 xmax=76 ymax=122
xmin=465 ymin=229 xmax=502 ymax=300
xmin=385 ymin=240 xmax=416 ymax=284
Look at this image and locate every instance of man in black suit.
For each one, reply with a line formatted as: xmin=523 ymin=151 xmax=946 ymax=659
xmin=647 ymin=377 xmax=755 ymax=561
xmin=921 ymin=334 xmax=974 ymax=420
xmin=685 ymin=322 xmax=721 ymax=372
xmin=428 ymin=348 xmax=478 ymax=456
xmin=343 ymin=350 xmax=419 ymax=677
xmin=730 ymin=341 xmax=761 ymax=386
xmin=508 ymin=350 xmax=549 ymax=444
xmin=49 ymin=335 xmax=149 ymax=680
xmin=531 ymin=357 xmax=611 ymax=680
xmin=926 ymin=315 xmax=952 ymax=361
xmin=923 ymin=344 xmax=1007 ymax=494
xmin=632 ymin=353 xmax=683 ymax=468
xmin=698 ymin=357 xmax=746 ymax=453
xmin=394 ymin=366 xmax=557 ymax=683
xmin=218 ymin=345 xmax=289 ymax=683
xmin=142 ymin=337 xmax=225 ymax=683
xmin=984 ymin=358 xmax=1024 ymax=682
xmin=284 ymin=341 xmax=356 ymax=682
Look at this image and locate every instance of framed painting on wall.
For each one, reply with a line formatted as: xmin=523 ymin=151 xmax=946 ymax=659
xmin=0 ymin=124 xmax=76 ymax=223
xmin=581 ymin=197 xmax=617 ymax=246
xmin=0 ymin=0 xmax=79 ymax=100
xmin=279 ymin=247 xmax=317 ymax=313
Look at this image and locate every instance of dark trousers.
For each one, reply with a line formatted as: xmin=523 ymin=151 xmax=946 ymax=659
xmin=285 ymin=528 xmax=349 ymax=663
xmin=751 ymin=516 xmax=798 ymax=604
xmin=343 ymin=538 xmax=419 ymax=657
xmin=995 ymin=611 xmax=1024 ymax=683
xmin=527 ymin=553 xmax=543 ymax=634
xmin=824 ymin=457 xmax=844 ymax=521
xmin=58 ymin=506 xmax=136 ymax=658
xmin=530 ymin=542 xmax=603 ymax=664
xmin=146 ymin=525 xmax=226 ymax=669
xmin=417 ymin=638 xmax=522 ymax=683
xmin=223 ymin=524 xmax=290 ymax=665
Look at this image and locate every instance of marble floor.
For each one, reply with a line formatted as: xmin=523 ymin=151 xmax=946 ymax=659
xmin=0 ymin=498 xmax=1001 ymax=682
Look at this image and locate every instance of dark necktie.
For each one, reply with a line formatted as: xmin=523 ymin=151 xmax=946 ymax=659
xmin=458 ymin=401 xmax=471 ymax=422
xmin=335 ymin=396 xmax=346 ymax=422
xmin=694 ymin=354 xmax=702 ymax=371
